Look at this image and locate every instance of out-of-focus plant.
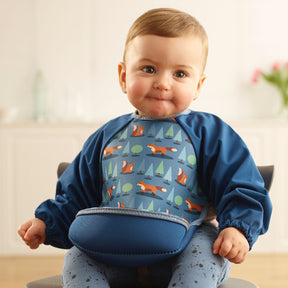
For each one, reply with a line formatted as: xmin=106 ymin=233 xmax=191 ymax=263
xmin=252 ymin=61 xmax=288 ymax=114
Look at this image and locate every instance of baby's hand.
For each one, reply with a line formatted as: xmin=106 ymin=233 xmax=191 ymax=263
xmin=213 ymin=227 xmax=249 ymax=264
xmin=18 ymin=218 xmax=46 ymax=249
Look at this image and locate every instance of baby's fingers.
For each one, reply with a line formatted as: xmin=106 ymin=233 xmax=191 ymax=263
xmin=229 ymin=250 xmax=247 ymax=264
xmin=18 ymin=218 xmax=46 ymax=249
xmin=24 ymin=236 xmax=42 ymax=249
xmin=216 ymin=239 xmax=233 ymax=258
xmin=213 ymin=234 xmax=223 ymax=255
xmin=18 ymin=220 xmax=33 ymax=240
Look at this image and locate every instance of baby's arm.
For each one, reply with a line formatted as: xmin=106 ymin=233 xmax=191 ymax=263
xmin=213 ymin=227 xmax=249 ymax=264
xmin=18 ymin=218 xmax=46 ymax=249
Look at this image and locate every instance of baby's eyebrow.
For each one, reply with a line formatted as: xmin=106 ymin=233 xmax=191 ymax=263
xmin=175 ymin=64 xmax=194 ymax=71
xmin=137 ymin=58 xmax=158 ymax=65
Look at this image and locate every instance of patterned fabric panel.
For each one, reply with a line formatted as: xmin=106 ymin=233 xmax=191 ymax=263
xmin=101 ymin=117 xmax=209 ymax=224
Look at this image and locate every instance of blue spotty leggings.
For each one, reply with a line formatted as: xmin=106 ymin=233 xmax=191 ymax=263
xmin=62 ymin=223 xmax=231 ymax=287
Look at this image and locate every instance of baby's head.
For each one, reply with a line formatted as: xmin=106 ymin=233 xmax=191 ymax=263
xmin=123 ymin=8 xmax=208 ymax=73
xmin=119 ymin=8 xmax=209 ymax=119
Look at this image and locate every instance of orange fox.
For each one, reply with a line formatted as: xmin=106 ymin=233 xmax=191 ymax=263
xmin=103 ymin=145 xmax=122 ymax=158
xmin=107 ymin=186 xmax=116 ymax=198
xmin=177 ymin=168 xmax=188 ymax=186
xmin=117 ymin=202 xmax=125 ymax=208
xmin=185 ymin=198 xmax=204 ymax=212
xmin=147 ymin=143 xmax=177 ymax=156
xmin=132 ymin=125 xmax=144 ymax=136
xmin=137 ymin=180 xmax=167 ymax=196
xmin=122 ymin=161 xmax=135 ymax=173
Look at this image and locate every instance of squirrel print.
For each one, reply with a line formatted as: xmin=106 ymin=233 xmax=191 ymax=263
xmin=121 ymin=161 xmax=135 ymax=173
xmin=132 ymin=125 xmax=144 ymax=136
xmin=137 ymin=180 xmax=167 ymax=196
xmin=147 ymin=143 xmax=177 ymax=156
xmin=177 ymin=168 xmax=188 ymax=186
xmin=185 ymin=198 xmax=204 ymax=212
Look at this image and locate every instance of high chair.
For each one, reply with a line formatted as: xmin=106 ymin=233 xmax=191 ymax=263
xmin=25 ymin=164 xmax=274 ymax=288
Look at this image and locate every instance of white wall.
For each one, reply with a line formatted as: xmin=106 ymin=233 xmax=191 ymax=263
xmin=1 ymin=0 xmax=288 ymax=122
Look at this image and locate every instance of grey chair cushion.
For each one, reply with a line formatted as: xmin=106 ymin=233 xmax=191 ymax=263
xmin=26 ymin=275 xmax=62 ymax=288
xmin=219 ymin=278 xmax=259 ymax=288
xmin=26 ymin=275 xmax=258 ymax=288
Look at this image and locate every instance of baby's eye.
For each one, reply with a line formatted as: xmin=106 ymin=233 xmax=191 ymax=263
xmin=142 ymin=66 xmax=156 ymax=74
xmin=174 ymin=71 xmax=187 ymax=78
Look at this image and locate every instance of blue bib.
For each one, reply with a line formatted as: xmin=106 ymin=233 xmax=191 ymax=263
xmin=101 ymin=117 xmax=208 ymax=224
xmin=69 ymin=116 xmax=209 ymax=267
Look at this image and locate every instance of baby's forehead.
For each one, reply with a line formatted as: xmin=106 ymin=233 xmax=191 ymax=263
xmin=126 ymin=34 xmax=206 ymax=68
xmin=125 ymin=33 xmax=206 ymax=61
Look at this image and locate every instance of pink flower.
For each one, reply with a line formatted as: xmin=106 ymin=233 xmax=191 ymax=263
xmin=272 ymin=61 xmax=281 ymax=71
xmin=285 ymin=61 xmax=288 ymax=68
xmin=252 ymin=69 xmax=262 ymax=83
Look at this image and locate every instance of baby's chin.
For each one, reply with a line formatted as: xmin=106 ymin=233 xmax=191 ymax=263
xmin=138 ymin=109 xmax=186 ymax=119
xmin=138 ymin=111 xmax=177 ymax=119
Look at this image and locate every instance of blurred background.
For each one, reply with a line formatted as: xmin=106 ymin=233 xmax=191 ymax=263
xmin=1 ymin=0 xmax=288 ymax=123
xmin=1 ymin=2 xmax=288 ymax=287
xmin=0 ymin=0 xmax=288 ymax=258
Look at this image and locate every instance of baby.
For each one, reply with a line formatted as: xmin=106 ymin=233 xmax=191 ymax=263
xmin=18 ymin=8 xmax=272 ymax=287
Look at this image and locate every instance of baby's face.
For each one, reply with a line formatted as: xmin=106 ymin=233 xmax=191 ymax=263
xmin=118 ymin=34 xmax=206 ymax=119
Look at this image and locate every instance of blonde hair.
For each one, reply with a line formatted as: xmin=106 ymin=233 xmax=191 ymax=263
xmin=123 ymin=8 xmax=208 ymax=71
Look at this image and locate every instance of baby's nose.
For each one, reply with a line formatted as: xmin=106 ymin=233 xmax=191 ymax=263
xmin=153 ymin=74 xmax=171 ymax=91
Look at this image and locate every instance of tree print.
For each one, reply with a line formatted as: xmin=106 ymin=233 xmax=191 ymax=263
xmin=155 ymin=128 xmax=164 ymax=141
xmin=174 ymin=130 xmax=182 ymax=144
xmin=120 ymin=128 xmax=128 ymax=142
xmin=115 ymin=131 xmax=121 ymax=139
xmin=104 ymin=190 xmax=109 ymax=202
xmin=163 ymin=167 xmax=172 ymax=184
xmin=103 ymin=168 xmax=108 ymax=183
xmin=155 ymin=161 xmax=164 ymax=177
xmin=122 ymin=142 xmax=130 ymax=157
xmin=167 ymin=188 xmax=175 ymax=205
xmin=112 ymin=164 xmax=117 ymax=180
xmin=178 ymin=147 xmax=186 ymax=164
xmin=174 ymin=195 xmax=183 ymax=208
xmin=145 ymin=163 xmax=154 ymax=179
xmin=147 ymin=124 xmax=156 ymax=137
xmin=122 ymin=183 xmax=133 ymax=195
xmin=138 ymin=202 xmax=144 ymax=210
xmin=131 ymin=145 xmax=143 ymax=156
xmin=138 ymin=160 xmax=145 ymax=175
xmin=116 ymin=180 xmax=121 ymax=197
xmin=187 ymin=154 xmax=196 ymax=167
xmin=108 ymin=161 xmax=113 ymax=178
xmin=165 ymin=125 xmax=174 ymax=139
xmin=147 ymin=200 xmax=154 ymax=211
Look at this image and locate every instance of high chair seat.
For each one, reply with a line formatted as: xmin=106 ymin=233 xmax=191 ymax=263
xmin=25 ymin=164 xmax=273 ymax=288
xmin=25 ymin=275 xmax=259 ymax=287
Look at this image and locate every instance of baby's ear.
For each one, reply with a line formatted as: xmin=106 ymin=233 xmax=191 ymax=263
xmin=193 ymin=74 xmax=206 ymax=101
xmin=118 ymin=62 xmax=127 ymax=93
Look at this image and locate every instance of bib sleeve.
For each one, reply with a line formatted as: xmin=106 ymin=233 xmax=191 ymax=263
xmin=177 ymin=112 xmax=272 ymax=249
xmin=35 ymin=114 xmax=133 ymax=248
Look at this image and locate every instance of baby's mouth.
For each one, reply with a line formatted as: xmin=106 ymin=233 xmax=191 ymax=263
xmin=147 ymin=94 xmax=172 ymax=101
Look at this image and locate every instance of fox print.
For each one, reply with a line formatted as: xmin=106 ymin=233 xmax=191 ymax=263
xmin=137 ymin=180 xmax=167 ymax=196
xmin=147 ymin=143 xmax=177 ymax=156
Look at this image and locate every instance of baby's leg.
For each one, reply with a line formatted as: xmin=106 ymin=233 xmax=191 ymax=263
xmin=62 ymin=246 xmax=110 ymax=288
xmin=168 ymin=223 xmax=231 ymax=288
xmin=62 ymin=246 xmax=139 ymax=288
